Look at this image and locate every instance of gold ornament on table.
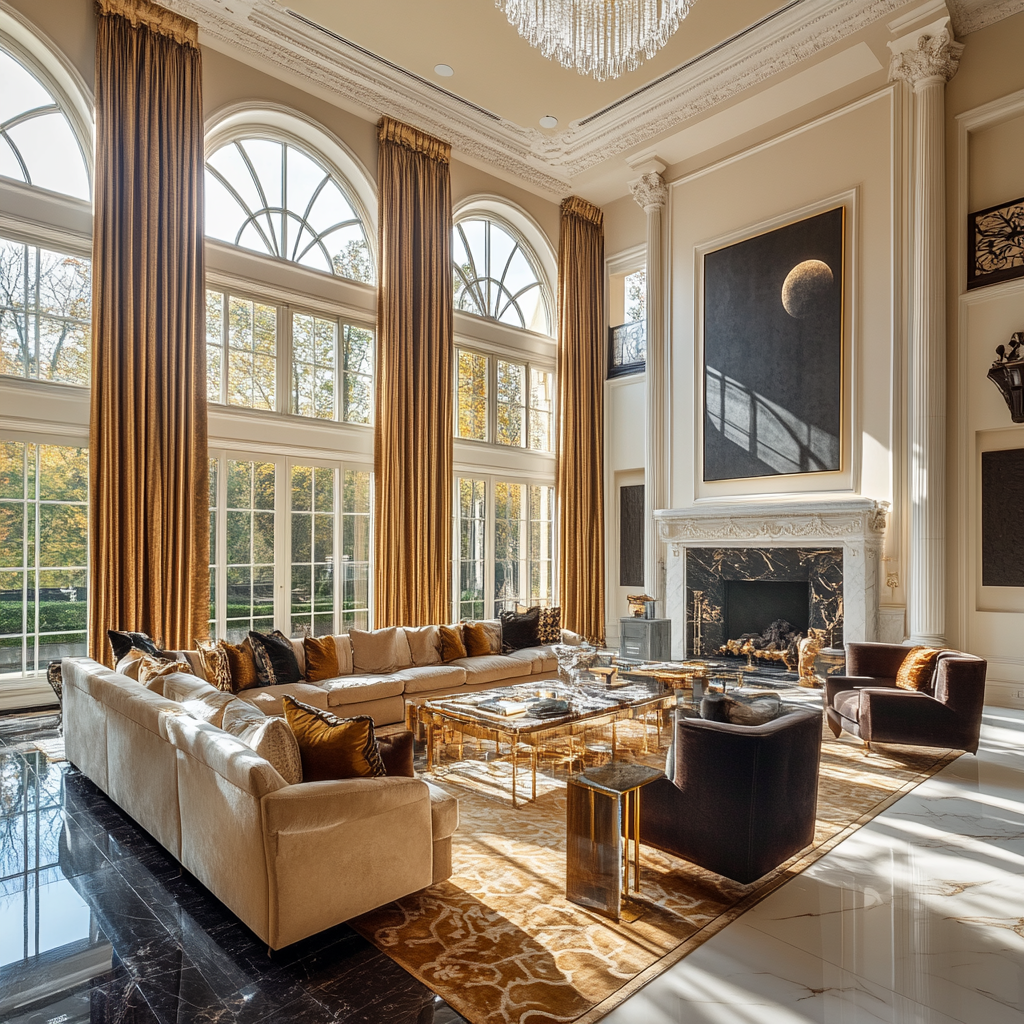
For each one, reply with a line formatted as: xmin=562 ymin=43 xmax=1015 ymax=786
xmin=626 ymin=594 xmax=655 ymax=618
xmin=797 ymin=628 xmax=827 ymax=688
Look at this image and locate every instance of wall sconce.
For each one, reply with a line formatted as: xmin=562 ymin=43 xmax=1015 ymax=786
xmin=988 ymin=332 xmax=1024 ymax=423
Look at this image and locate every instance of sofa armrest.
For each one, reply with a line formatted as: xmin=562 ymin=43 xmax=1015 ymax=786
xmin=858 ymin=688 xmax=957 ymax=746
xmin=262 ymin=775 xmax=428 ymax=833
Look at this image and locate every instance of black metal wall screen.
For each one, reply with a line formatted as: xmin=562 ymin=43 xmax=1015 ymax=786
xmin=619 ymin=485 xmax=645 ymax=587
xmin=981 ymin=448 xmax=1024 ymax=588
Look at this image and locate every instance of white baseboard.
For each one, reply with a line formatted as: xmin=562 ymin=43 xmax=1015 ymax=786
xmin=985 ymin=680 xmax=1024 ymax=709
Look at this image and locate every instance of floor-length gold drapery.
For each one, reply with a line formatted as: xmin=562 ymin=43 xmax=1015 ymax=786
xmin=374 ymin=118 xmax=453 ymax=627
xmin=557 ymin=197 xmax=606 ymax=644
xmin=89 ymin=0 xmax=208 ymax=663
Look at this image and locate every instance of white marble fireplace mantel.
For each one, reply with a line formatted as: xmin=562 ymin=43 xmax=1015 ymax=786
xmin=655 ymin=498 xmax=890 ymax=659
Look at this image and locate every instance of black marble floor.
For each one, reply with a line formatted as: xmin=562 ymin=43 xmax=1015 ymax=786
xmin=0 ymin=712 xmax=468 ymax=1024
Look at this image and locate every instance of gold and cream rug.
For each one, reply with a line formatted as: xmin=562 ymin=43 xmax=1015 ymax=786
xmin=352 ymin=720 xmax=958 ymax=1024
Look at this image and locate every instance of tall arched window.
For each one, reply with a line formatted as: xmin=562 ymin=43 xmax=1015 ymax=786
xmin=205 ymin=137 xmax=373 ymax=283
xmin=453 ymin=216 xmax=550 ymax=334
xmin=0 ymin=46 xmax=90 ymax=201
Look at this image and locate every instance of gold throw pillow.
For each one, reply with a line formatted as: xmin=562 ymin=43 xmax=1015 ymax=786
xmin=462 ymin=620 xmax=501 ymax=657
xmin=438 ymin=624 xmax=467 ymax=663
xmin=198 ymin=640 xmax=233 ymax=692
xmin=304 ymin=634 xmax=340 ymax=681
xmin=895 ymin=646 xmax=943 ymax=690
xmin=224 ymin=639 xmax=259 ymax=691
xmin=137 ymin=656 xmax=193 ymax=692
xmin=282 ymin=696 xmax=386 ymax=782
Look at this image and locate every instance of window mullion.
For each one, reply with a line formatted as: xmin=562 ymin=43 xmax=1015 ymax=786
xmin=216 ymin=452 xmax=227 ymax=640
xmin=486 ymin=474 xmax=495 ymax=621
xmin=277 ymin=458 xmax=289 ymax=632
xmin=278 ymin=303 xmax=289 ymax=415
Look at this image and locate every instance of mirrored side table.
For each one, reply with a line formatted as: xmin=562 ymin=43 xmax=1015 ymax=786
xmin=566 ymin=762 xmax=663 ymax=921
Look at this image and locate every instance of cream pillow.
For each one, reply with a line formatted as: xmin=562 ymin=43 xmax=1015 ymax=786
xmin=221 ymin=702 xmax=302 ymax=785
xmin=350 ymin=626 xmax=401 ymax=674
xmin=115 ymin=649 xmax=146 ymax=681
xmin=404 ymin=625 xmax=441 ymax=666
xmin=137 ymin=655 xmax=194 ymax=694
xmin=333 ymin=634 xmax=354 ymax=675
xmin=180 ymin=690 xmax=238 ymax=729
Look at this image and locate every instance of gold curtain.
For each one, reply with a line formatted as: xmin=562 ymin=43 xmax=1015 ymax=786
xmin=374 ymin=117 xmax=453 ymax=627
xmin=89 ymin=0 xmax=208 ymax=663
xmin=557 ymin=196 xmax=606 ymax=644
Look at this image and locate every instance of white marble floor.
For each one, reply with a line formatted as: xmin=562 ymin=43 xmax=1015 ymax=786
xmin=603 ymin=707 xmax=1024 ymax=1024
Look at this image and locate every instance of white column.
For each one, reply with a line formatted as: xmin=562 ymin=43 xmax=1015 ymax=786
xmin=629 ymin=170 xmax=668 ymax=606
xmin=889 ymin=20 xmax=962 ymax=646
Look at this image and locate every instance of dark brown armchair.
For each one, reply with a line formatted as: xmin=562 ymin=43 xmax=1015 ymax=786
xmin=641 ymin=708 xmax=822 ymax=884
xmin=825 ymin=642 xmax=987 ymax=754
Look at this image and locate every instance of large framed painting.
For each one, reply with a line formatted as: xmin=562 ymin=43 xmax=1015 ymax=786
xmin=967 ymin=196 xmax=1024 ymax=290
xmin=703 ymin=206 xmax=845 ymax=482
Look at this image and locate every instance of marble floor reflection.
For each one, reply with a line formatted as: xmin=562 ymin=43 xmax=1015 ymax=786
xmin=3 ymin=709 xmax=1022 ymax=1024
xmin=602 ymin=706 xmax=1024 ymax=1023
xmin=0 ymin=713 xmax=468 ymax=1024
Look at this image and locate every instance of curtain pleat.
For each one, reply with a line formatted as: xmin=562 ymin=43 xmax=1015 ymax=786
xmin=89 ymin=0 xmax=208 ymax=663
xmin=557 ymin=196 xmax=606 ymax=644
xmin=374 ymin=117 xmax=453 ymax=627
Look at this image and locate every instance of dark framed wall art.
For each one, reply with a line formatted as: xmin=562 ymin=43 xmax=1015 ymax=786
xmin=967 ymin=196 xmax=1024 ymax=290
xmin=703 ymin=205 xmax=845 ymax=483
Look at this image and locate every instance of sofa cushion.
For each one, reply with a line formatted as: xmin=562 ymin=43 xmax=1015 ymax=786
xmin=138 ymin=655 xmax=195 ymax=694
xmin=834 ymin=690 xmax=861 ymax=723
xmin=439 ymin=624 xmax=467 ymax=662
xmin=405 ymin=625 xmax=441 ymax=666
xmin=303 ymin=634 xmax=340 ymax=681
xmin=424 ymin=781 xmax=459 ymax=841
xmin=282 ymin=696 xmax=387 ymax=782
xmin=249 ymin=630 xmax=303 ymax=685
xmin=181 ymin=689 xmax=240 ymax=729
xmin=221 ymin=702 xmax=302 ymax=785
xmin=322 ymin=675 xmax=406 ymax=707
xmin=449 ymin=654 xmax=525 ymax=685
xmin=504 ymin=646 xmax=557 ymax=674
xmin=463 ymin=619 xmax=502 ymax=657
xmin=351 ymin=626 xmax=405 ymax=673
xmin=163 ymin=673 xmax=217 ymax=704
xmin=234 ymin=682 xmax=332 ymax=717
xmin=395 ymin=664 xmax=468 ymax=694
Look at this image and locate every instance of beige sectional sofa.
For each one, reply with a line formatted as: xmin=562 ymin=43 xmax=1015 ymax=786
xmin=61 ymin=655 xmax=459 ymax=950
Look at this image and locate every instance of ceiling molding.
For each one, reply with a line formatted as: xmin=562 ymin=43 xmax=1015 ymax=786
xmin=161 ymin=0 xmax=1020 ymax=196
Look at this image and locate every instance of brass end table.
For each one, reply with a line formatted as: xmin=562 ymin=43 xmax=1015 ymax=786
xmin=566 ymin=762 xmax=664 ymax=921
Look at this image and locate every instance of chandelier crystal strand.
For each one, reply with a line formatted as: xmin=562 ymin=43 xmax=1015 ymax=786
xmin=497 ymin=0 xmax=696 ymax=81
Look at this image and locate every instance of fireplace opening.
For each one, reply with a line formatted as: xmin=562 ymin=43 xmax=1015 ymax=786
xmin=724 ymin=580 xmax=810 ymax=640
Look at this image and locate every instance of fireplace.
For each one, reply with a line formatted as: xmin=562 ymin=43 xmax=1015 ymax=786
xmin=724 ymin=580 xmax=810 ymax=639
xmin=687 ymin=547 xmax=842 ymax=657
xmin=655 ymin=498 xmax=889 ymax=660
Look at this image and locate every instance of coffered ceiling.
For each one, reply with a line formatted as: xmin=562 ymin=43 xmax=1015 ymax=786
xmin=161 ymin=0 xmax=1024 ymax=202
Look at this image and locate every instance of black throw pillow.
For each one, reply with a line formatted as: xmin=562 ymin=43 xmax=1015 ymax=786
xmin=499 ymin=607 xmax=540 ymax=653
xmin=248 ymin=629 xmax=303 ymax=685
xmin=107 ymin=629 xmax=171 ymax=662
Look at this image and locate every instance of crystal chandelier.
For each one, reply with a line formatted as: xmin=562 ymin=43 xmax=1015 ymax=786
xmin=496 ymin=0 xmax=698 ymax=82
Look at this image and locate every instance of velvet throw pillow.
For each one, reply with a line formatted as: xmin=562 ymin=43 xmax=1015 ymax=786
xmin=304 ymin=634 xmax=340 ymax=682
xmin=536 ymin=607 xmax=561 ymax=645
xmin=248 ymin=630 xmax=303 ymax=686
xmin=438 ymin=624 xmax=467 ymax=663
xmin=499 ymin=607 xmax=540 ymax=652
xmin=281 ymin=696 xmax=386 ymax=782
xmin=222 ymin=639 xmax=260 ymax=691
xmin=108 ymin=629 xmax=170 ymax=663
xmin=895 ymin=646 xmax=943 ymax=691
xmin=462 ymin=620 xmax=501 ymax=657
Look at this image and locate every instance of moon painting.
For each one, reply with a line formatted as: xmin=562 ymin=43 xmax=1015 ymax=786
xmin=703 ymin=206 xmax=844 ymax=482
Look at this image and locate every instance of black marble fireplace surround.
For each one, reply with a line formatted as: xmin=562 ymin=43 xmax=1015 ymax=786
xmin=687 ymin=547 xmax=843 ymax=657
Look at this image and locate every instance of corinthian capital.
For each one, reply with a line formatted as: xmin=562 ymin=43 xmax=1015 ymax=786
xmin=888 ymin=27 xmax=963 ymax=85
xmin=630 ymin=172 xmax=667 ymax=212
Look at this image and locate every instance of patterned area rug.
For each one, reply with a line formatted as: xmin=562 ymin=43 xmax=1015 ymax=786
xmin=352 ymin=719 xmax=959 ymax=1024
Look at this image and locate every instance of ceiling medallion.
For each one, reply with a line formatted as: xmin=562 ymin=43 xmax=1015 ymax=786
xmin=496 ymin=0 xmax=697 ymax=81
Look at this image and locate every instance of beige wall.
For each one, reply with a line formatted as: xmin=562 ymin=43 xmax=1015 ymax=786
xmin=945 ymin=10 xmax=1024 ymax=706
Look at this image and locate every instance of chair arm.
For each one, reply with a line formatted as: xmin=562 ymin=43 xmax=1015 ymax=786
xmin=825 ymin=675 xmax=893 ymax=708
xmin=262 ymin=776 xmax=429 ymax=834
xmin=858 ymin=688 xmax=957 ymax=746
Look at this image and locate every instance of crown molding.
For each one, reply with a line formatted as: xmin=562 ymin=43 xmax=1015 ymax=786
xmin=158 ymin=0 xmax=1018 ymax=197
xmin=947 ymin=0 xmax=1024 ymax=35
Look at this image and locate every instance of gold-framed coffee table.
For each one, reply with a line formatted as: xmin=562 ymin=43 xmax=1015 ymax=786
xmin=415 ymin=681 xmax=674 ymax=808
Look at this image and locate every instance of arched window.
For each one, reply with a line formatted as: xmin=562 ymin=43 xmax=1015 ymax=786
xmin=0 ymin=46 xmax=90 ymax=201
xmin=453 ymin=216 xmax=551 ymax=335
xmin=205 ymin=137 xmax=373 ymax=283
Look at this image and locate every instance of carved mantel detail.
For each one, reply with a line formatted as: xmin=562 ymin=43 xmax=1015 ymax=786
xmin=629 ymin=172 xmax=667 ymax=212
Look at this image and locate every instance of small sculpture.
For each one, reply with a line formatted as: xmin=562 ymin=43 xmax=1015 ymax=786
xmin=797 ymin=628 xmax=827 ymax=688
xmin=626 ymin=594 xmax=655 ymax=618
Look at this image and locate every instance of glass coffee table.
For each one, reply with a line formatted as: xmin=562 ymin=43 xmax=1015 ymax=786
xmin=415 ymin=681 xmax=673 ymax=808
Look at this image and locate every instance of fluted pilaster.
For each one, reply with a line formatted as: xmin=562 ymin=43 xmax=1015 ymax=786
xmin=629 ymin=171 xmax=668 ymax=605
xmin=889 ymin=20 xmax=962 ymax=645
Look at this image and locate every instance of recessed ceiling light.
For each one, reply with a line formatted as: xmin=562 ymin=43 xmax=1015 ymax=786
xmin=539 ymin=115 xmax=558 ymax=129
xmin=434 ymin=64 xmax=454 ymax=77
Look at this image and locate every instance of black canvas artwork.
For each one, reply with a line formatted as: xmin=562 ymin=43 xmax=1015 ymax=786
xmin=981 ymin=448 xmax=1024 ymax=588
xmin=703 ymin=206 xmax=845 ymax=482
